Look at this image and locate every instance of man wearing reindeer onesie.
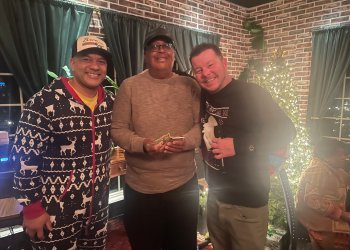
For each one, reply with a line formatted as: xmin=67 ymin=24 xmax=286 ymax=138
xmin=11 ymin=35 xmax=115 ymax=249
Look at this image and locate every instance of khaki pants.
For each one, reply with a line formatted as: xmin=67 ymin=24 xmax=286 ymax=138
xmin=207 ymin=192 xmax=268 ymax=250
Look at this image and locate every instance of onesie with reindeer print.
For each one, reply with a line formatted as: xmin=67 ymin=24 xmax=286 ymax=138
xmin=11 ymin=77 xmax=114 ymax=249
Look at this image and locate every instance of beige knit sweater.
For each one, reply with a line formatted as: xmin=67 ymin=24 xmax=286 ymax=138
xmin=111 ymin=70 xmax=201 ymax=194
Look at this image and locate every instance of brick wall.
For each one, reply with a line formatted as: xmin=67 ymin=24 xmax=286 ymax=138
xmin=247 ymin=0 xmax=350 ymax=119
xmin=75 ymin=0 xmax=350 ymax=119
xmin=76 ymin=0 xmax=249 ymax=78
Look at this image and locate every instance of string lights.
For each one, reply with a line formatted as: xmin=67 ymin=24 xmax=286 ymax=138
xmin=256 ymin=48 xmax=313 ymax=228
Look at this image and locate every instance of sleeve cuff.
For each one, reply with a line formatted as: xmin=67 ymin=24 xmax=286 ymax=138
xmin=234 ymin=136 xmax=256 ymax=154
xmin=23 ymin=201 xmax=46 ymax=219
xmin=131 ymin=137 xmax=146 ymax=153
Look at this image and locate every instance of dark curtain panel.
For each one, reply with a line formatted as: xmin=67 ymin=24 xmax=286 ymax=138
xmin=101 ymin=11 xmax=220 ymax=84
xmin=171 ymin=26 xmax=220 ymax=73
xmin=0 ymin=0 xmax=92 ymax=100
xmin=100 ymin=12 xmax=150 ymax=85
xmin=307 ymin=26 xmax=350 ymax=142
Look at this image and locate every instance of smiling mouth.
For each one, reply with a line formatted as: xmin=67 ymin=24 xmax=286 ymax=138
xmin=203 ymin=77 xmax=215 ymax=83
xmin=87 ymin=73 xmax=100 ymax=78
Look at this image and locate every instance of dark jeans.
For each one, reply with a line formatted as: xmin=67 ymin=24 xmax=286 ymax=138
xmin=123 ymin=175 xmax=199 ymax=250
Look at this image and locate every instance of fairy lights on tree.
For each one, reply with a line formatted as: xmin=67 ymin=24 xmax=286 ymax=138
xmin=256 ymin=49 xmax=312 ymax=185
xmin=255 ymin=48 xmax=312 ymax=228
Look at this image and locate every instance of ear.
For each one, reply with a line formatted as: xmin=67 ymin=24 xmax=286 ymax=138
xmin=222 ymin=57 xmax=228 ymax=70
xmin=70 ymin=57 xmax=75 ymax=71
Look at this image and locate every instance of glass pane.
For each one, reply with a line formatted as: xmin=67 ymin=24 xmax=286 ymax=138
xmin=324 ymin=99 xmax=342 ymax=118
xmin=343 ymin=100 xmax=350 ymax=119
xmin=110 ymin=176 xmax=125 ymax=192
xmin=0 ymin=75 xmax=21 ymax=104
xmin=320 ymin=118 xmax=340 ymax=138
xmin=341 ymin=121 xmax=350 ymax=139
xmin=344 ymin=77 xmax=350 ymax=98
xmin=0 ymin=51 xmax=10 ymax=72
xmin=0 ymin=106 xmax=21 ymax=135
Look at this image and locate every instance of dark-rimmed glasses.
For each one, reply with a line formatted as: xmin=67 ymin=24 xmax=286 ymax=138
xmin=147 ymin=43 xmax=174 ymax=52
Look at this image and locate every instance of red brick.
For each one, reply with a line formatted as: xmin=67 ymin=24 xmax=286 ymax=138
xmin=159 ymin=3 xmax=173 ymax=11
xmin=298 ymin=2 xmax=315 ymax=10
xmin=167 ymin=0 xmax=180 ymax=8
xmin=322 ymin=13 xmax=340 ymax=20
xmin=341 ymin=10 xmax=350 ymax=16
xmin=136 ymin=3 xmax=151 ymax=12
xmin=153 ymin=8 xmax=167 ymax=16
xmin=110 ymin=3 xmax=127 ymax=12
xmin=88 ymin=0 xmax=108 ymax=8
xmin=146 ymin=12 xmax=160 ymax=20
xmin=159 ymin=15 xmax=173 ymax=22
xmin=167 ymin=11 xmax=180 ymax=19
xmin=331 ymin=16 xmax=350 ymax=23
xmin=119 ymin=0 xmax=135 ymax=7
xmin=192 ymin=7 xmax=204 ymax=14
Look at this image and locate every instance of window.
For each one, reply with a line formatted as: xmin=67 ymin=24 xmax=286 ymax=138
xmin=0 ymin=54 xmax=25 ymax=138
xmin=320 ymin=72 xmax=350 ymax=144
xmin=109 ymin=146 xmax=125 ymax=205
xmin=0 ymin=53 xmax=25 ymax=173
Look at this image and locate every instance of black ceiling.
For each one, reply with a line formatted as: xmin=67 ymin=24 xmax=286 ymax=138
xmin=227 ymin=0 xmax=276 ymax=8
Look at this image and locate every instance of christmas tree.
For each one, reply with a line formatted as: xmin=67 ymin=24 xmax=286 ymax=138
xmin=255 ymin=48 xmax=312 ymax=228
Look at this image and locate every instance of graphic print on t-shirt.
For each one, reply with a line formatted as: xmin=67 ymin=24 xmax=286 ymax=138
xmin=202 ymin=101 xmax=229 ymax=170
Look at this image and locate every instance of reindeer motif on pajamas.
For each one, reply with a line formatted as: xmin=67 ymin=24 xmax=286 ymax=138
xmin=81 ymin=192 xmax=92 ymax=207
xmin=45 ymin=104 xmax=55 ymax=116
xmin=69 ymin=99 xmax=85 ymax=114
xmin=60 ymin=137 xmax=77 ymax=156
xmin=19 ymin=158 xmax=38 ymax=175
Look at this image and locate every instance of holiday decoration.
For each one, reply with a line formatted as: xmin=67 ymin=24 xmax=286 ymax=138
xmin=255 ymin=48 xmax=312 ymax=228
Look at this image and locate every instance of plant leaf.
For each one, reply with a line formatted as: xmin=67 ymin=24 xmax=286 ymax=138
xmin=62 ymin=66 xmax=72 ymax=78
xmin=105 ymin=75 xmax=119 ymax=91
xmin=47 ymin=70 xmax=58 ymax=79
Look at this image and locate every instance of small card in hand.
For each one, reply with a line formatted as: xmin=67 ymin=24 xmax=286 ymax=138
xmin=169 ymin=136 xmax=185 ymax=141
xmin=155 ymin=133 xmax=184 ymax=144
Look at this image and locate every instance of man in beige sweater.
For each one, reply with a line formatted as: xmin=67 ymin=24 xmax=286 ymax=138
xmin=111 ymin=27 xmax=201 ymax=250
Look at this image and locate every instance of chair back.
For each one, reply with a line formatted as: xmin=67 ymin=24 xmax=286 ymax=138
xmin=278 ymin=167 xmax=310 ymax=250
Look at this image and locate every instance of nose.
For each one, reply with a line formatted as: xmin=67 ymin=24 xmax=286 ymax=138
xmin=157 ymin=46 xmax=167 ymax=53
xmin=201 ymin=67 xmax=211 ymax=77
xmin=89 ymin=60 xmax=100 ymax=69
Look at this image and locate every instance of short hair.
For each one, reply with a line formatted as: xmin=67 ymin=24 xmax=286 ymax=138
xmin=313 ymin=138 xmax=346 ymax=160
xmin=189 ymin=43 xmax=223 ymax=63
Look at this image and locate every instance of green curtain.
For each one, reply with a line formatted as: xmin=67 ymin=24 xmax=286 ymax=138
xmin=0 ymin=0 xmax=92 ymax=100
xmin=307 ymin=26 xmax=350 ymax=142
xmin=100 ymin=13 xmax=149 ymax=85
xmin=171 ymin=25 xmax=220 ymax=73
xmin=101 ymin=11 xmax=220 ymax=84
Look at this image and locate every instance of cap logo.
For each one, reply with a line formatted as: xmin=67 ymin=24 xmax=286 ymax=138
xmin=77 ymin=37 xmax=107 ymax=52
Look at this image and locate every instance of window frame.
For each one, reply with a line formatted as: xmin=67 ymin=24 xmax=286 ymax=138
xmin=322 ymin=73 xmax=350 ymax=143
xmin=0 ymin=72 xmax=25 ymax=138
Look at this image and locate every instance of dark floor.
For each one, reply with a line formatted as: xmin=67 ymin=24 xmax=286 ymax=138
xmin=0 ymin=218 xmax=284 ymax=250
xmin=106 ymin=218 xmax=131 ymax=250
xmin=106 ymin=218 xmax=213 ymax=250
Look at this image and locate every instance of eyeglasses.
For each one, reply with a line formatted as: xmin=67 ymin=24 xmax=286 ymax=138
xmin=148 ymin=43 xmax=174 ymax=52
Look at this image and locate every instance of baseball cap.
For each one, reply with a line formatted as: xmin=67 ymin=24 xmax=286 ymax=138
xmin=72 ymin=36 xmax=111 ymax=62
xmin=144 ymin=27 xmax=175 ymax=49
